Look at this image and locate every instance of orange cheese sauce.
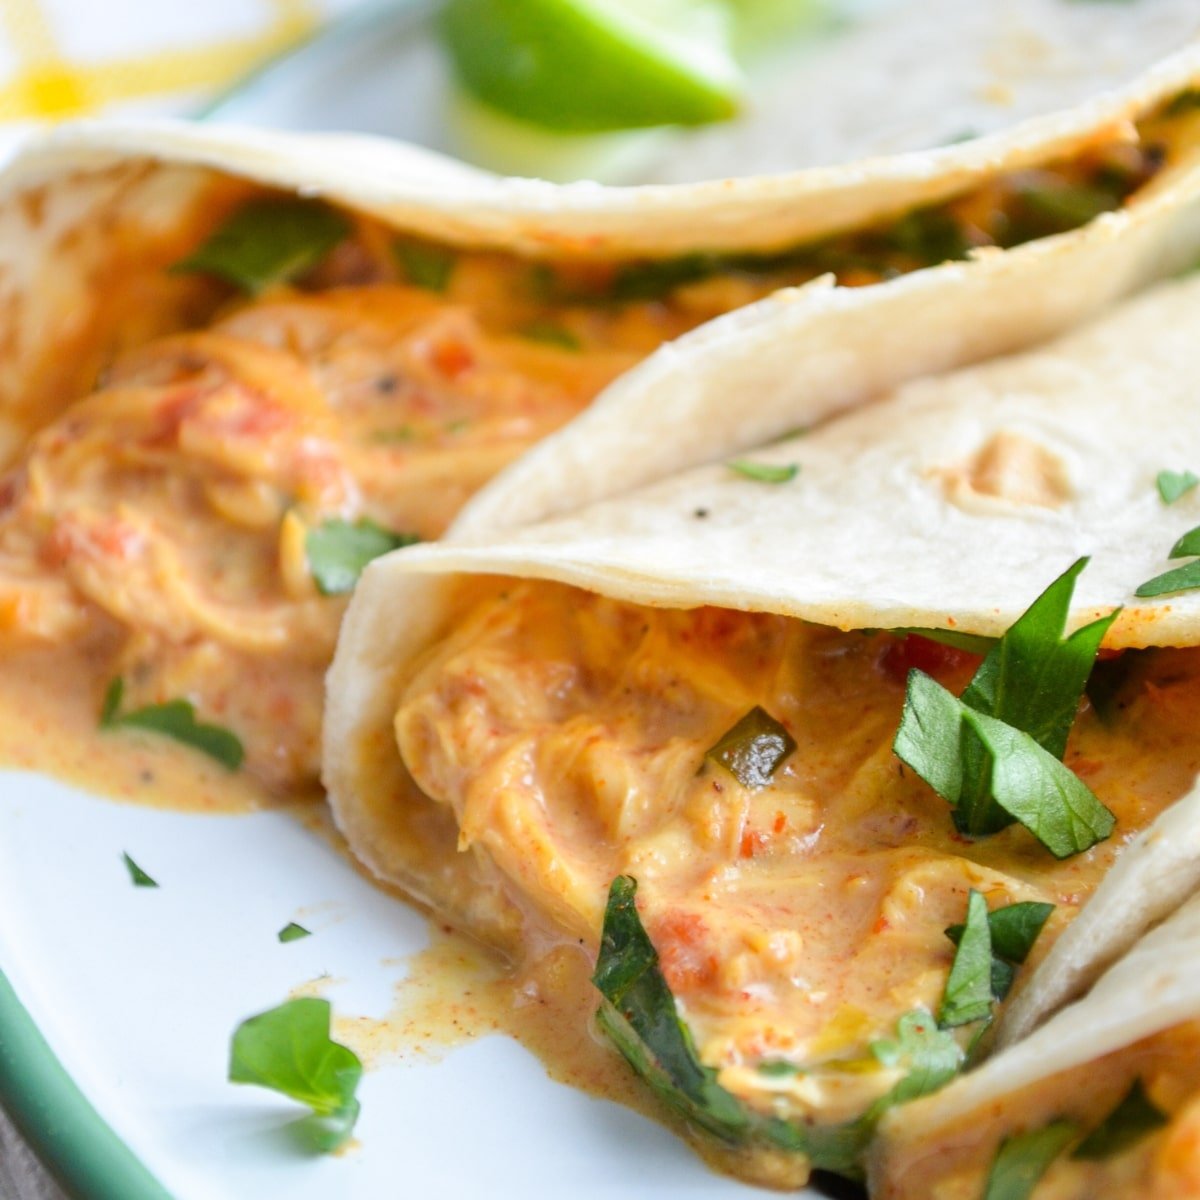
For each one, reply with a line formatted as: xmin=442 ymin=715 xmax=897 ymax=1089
xmin=879 ymin=1021 xmax=1200 ymax=1199
xmin=396 ymin=581 xmax=1200 ymax=1138
xmin=0 ymin=107 xmax=1183 ymax=807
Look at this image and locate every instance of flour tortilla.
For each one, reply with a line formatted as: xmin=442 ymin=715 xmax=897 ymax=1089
xmin=4 ymin=40 xmax=1200 ymax=463
xmin=870 ymin=887 xmax=1200 ymax=1192
xmin=7 ymin=41 xmax=1198 ymax=261
xmin=326 ymin=240 xmax=1200 ymax=958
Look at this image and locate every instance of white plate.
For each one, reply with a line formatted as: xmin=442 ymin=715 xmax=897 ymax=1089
xmin=0 ymin=771 xmax=768 ymax=1199
xmin=5 ymin=3 xmax=1200 ymax=1198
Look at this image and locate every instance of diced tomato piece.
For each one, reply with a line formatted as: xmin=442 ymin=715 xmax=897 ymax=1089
xmin=431 ymin=339 xmax=475 ymax=379
xmin=653 ymin=911 xmax=719 ymax=993
xmin=879 ymin=634 xmax=982 ymax=687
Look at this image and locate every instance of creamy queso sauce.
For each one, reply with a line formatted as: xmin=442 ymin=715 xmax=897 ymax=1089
xmin=396 ymin=580 xmax=1200 ymax=1176
xmin=0 ymin=105 xmax=1187 ymax=803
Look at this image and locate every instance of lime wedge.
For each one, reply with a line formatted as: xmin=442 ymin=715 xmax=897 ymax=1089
xmin=439 ymin=0 xmax=745 ymax=133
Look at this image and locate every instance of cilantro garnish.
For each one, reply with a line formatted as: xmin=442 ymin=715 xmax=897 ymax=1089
xmin=894 ymin=559 xmax=1117 ymax=855
xmin=228 ymin=998 xmax=362 ymax=1152
xmin=982 ymin=1081 xmax=1168 ymax=1195
xmin=100 ymin=679 xmax=244 ymax=771
xmin=895 ymin=628 xmax=997 ymax=655
xmin=520 ymin=320 xmax=581 ymax=350
xmin=984 ymin=1121 xmax=1078 ymax=1200
xmin=592 ymin=876 xmax=960 ymax=1178
xmin=278 ymin=923 xmax=312 ymax=944
xmin=393 ymin=240 xmax=456 ymax=292
xmin=704 ymin=706 xmax=795 ymax=788
xmin=1073 ymin=1080 xmax=1168 ymax=1160
xmin=1015 ymin=182 xmax=1118 ymax=233
xmin=173 ymin=199 xmax=350 ymax=294
xmin=756 ymin=1061 xmax=800 ymax=1077
xmin=122 ymin=852 xmax=158 ymax=889
xmin=726 ymin=460 xmax=799 ymax=484
xmin=611 ymin=255 xmax=717 ymax=301
xmin=1135 ymin=560 xmax=1200 ymax=598
xmin=1171 ymin=526 xmax=1200 ymax=558
xmin=306 ymin=517 xmax=419 ymax=595
xmin=1156 ymin=469 xmax=1199 ymax=505
xmin=866 ymin=1009 xmax=962 ymax=1107
xmin=885 ymin=206 xmax=972 ymax=265
xmin=946 ymin=899 xmax=1053 ymax=1002
xmin=1136 ymin=522 xmax=1200 ymax=597
xmin=938 ymin=891 xmax=994 ymax=1028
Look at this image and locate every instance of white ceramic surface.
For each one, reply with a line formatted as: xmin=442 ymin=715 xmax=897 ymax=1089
xmin=0 ymin=769 xmax=773 ymax=1198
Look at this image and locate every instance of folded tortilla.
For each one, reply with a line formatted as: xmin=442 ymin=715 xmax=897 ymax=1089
xmin=870 ymin=890 xmax=1200 ymax=1198
xmin=326 ymin=259 xmax=1200 ymax=1182
xmin=6 ymin=53 xmax=1200 ymax=803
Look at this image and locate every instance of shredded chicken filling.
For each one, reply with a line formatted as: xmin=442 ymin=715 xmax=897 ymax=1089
xmin=396 ymin=581 xmax=1200 ymax=1121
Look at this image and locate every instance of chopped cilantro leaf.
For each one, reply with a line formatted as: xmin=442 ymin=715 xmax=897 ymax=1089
xmin=939 ymin=890 xmax=994 ymax=1028
xmin=519 ymin=320 xmax=581 ymax=350
xmin=278 ymin=923 xmax=312 ymax=944
xmin=1156 ymin=470 xmax=1199 ymax=505
xmin=895 ymin=628 xmax=997 ymax=655
xmin=727 ymin=460 xmax=799 ymax=484
xmin=946 ymin=901 xmax=1054 ymax=965
xmin=959 ymin=558 xmax=1118 ymax=761
xmin=1015 ymin=183 xmax=1118 ymax=233
xmin=1135 ymin=559 xmax=1200 ymax=598
xmin=229 ymin=997 xmax=361 ymax=1152
xmin=983 ymin=901 xmax=1055 ymax=964
xmin=1073 ymin=1080 xmax=1168 ymax=1160
xmin=592 ymin=877 xmax=959 ymax=1177
xmin=946 ymin=900 xmax=1053 ymax=1002
xmin=886 ymin=206 xmax=971 ymax=265
xmin=985 ymin=1121 xmax=1078 ymax=1200
xmin=868 ymin=1009 xmax=963 ymax=1106
xmin=756 ymin=1061 xmax=800 ymax=1077
xmin=1170 ymin=525 xmax=1200 ymax=558
xmin=611 ymin=255 xmax=717 ymax=301
xmin=705 ymin=706 xmax=796 ymax=787
xmin=896 ymin=672 xmax=1114 ymax=855
xmin=393 ymin=240 xmax=456 ymax=292
xmin=894 ymin=560 xmax=1117 ymax=854
xmin=173 ymin=198 xmax=350 ymax=294
xmin=306 ymin=517 xmax=419 ymax=595
xmin=122 ymin=852 xmax=158 ymax=888
xmin=100 ymin=679 xmax=244 ymax=770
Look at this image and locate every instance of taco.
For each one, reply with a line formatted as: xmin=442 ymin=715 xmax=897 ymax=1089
xmin=870 ymin=890 xmax=1200 ymax=1198
xmin=325 ymin=239 xmax=1200 ymax=1187
xmin=5 ymin=53 xmax=1200 ymax=806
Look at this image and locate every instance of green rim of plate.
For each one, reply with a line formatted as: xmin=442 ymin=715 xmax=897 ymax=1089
xmin=0 ymin=966 xmax=172 ymax=1200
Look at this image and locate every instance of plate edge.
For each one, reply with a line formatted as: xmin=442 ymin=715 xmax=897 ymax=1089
xmin=0 ymin=965 xmax=173 ymax=1200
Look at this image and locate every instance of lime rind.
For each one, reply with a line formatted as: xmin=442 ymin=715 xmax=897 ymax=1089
xmin=440 ymin=0 xmax=745 ymax=132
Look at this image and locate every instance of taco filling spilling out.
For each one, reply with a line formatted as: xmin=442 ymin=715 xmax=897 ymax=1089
xmin=389 ymin=569 xmax=1199 ymax=1185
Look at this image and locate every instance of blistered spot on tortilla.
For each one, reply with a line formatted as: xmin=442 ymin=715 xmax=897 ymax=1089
xmin=936 ymin=429 xmax=1073 ymax=511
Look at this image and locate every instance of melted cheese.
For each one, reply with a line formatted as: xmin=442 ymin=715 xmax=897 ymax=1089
xmin=396 ymin=581 xmax=1200 ymax=1151
xmin=0 ymin=108 xmax=1182 ymax=803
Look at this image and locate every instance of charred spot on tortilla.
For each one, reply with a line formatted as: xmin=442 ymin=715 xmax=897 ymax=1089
xmin=936 ymin=430 xmax=1072 ymax=511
